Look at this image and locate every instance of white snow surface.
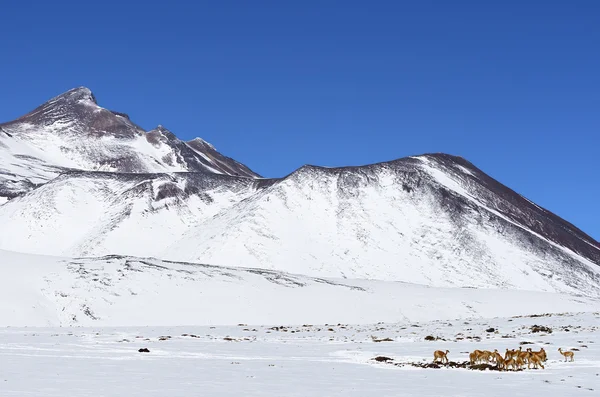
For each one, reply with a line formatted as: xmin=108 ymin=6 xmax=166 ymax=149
xmin=0 ymin=129 xmax=70 ymax=189
xmin=1 ymin=117 xmax=208 ymax=177
xmin=0 ymin=249 xmax=598 ymax=328
xmin=0 ymin=172 xmax=256 ymax=257
xmin=0 ymin=311 xmax=598 ymax=396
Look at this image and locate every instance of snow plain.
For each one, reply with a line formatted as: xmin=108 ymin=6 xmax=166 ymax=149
xmin=1 ymin=311 xmax=598 ymax=396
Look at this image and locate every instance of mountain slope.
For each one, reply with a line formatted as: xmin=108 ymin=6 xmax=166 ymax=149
xmin=0 ymin=87 xmax=259 ymax=199
xmin=161 ymin=154 xmax=599 ymax=295
xmin=0 ymin=171 xmax=265 ymax=257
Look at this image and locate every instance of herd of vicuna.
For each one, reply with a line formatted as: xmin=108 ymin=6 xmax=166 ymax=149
xmin=433 ymin=347 xmax=575 ymax=370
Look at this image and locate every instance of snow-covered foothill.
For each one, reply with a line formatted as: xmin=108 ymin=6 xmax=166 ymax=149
xmin=0 ymin=249 xmax=598 ymax=327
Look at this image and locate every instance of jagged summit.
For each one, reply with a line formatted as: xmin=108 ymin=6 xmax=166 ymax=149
xmin=0 ymin=87 xmax=261 ymax=198
xmin=187 ymin=137 xmax=216 ymax=150
xmin=147 ymin=124 xmax=178 ymax=141
xmin=0 ymin=86 xmax=142 ymax=139
xmin=56 ymin=86 xmax=98 ymax=104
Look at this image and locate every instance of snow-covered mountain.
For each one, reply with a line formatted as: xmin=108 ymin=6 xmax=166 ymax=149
xmin=0 ymin=87 xmax=259 ymax=198
xmin=0 ymin=155 xmax=598 ymax=297
xmin=162 ymin=155 xmax=600 ymax=293
xmin=0 ymin=87 xmax=598 ymax=303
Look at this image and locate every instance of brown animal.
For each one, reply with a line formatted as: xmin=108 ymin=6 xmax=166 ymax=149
xmin=517 ymin=348 xmax=532 ymax=366
xmin=530 ymin=347 xmax=547 ymax=362
xmin=558 ymin=348 xmax=574 ymax=362
xmin=492 ymin=350 xmax=505 ymax=370
xmin=505 ymin=348 xmax=518 ymax=361
xmin=469 ymin=349 xmax=486 ymax=365
xmin=491 ymin=349 xmax=505 ymax=371
xmin=469 ymin=351 xmax=479 ymax=365
xmin=528 ymin=353 xmax=545 ymax=369
xmin=433 ymin=349 xmax=449 ymax=364
xmin=504 ymin=357 xmax=517 ymax=371
xmin=496 ymin=355 xmax=506 ymax=370
xmin=480 ymin=350 xmax=493 ymax=363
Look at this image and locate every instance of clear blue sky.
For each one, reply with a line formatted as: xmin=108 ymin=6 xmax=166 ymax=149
xmin=1 ymin=1 xmax=598 ymax=240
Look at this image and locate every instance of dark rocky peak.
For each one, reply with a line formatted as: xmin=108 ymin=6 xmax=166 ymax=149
xmin=0 ymin=87 xmax=262 ymax=179
xmin=187 ymin=137 xmax=216 ymax=151
xmin=146 ymin=125 xmax=179 ymax=145
xmin=55 ymin=86 xmax=98 ymax=105
xmin=185 ymin=137 xmax=262 ymax=178
xmin=419 ymin=152 xmax=478 ymax=170
xmin=109 ymin=110 xmax=131 ymax=120
xmin=142 ymin=128 xmax=260 ymax=178
xmin=0 ymin=87 xmax=144 ymax=139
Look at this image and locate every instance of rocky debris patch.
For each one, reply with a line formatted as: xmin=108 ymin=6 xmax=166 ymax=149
xmin=424 ymin=335 xmax=450 ymax=341
xmin=371 ymin=357 xmax=518 ymax=372
xmin=268 ymin=326 xmax=289 ymax=332
xmin=531 ymin=325 xmax=553 ymax=333
xmin=371 ymin=336 xmax=394 ymax=342
xmin=372 ymin=356 xmax=393 ymax=363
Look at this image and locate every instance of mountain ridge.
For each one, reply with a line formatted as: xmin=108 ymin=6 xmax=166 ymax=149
xmin=0 ymin=86 xmax=261 ymax=200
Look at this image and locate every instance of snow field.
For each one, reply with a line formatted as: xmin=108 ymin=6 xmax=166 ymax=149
xmin=0 ymin=312 xmax=597 ymax=396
